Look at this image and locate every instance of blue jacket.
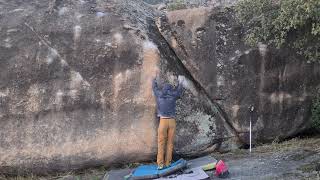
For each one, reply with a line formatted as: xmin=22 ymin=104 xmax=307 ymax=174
xmin=152 ymin=79 xmax=183 ymax=118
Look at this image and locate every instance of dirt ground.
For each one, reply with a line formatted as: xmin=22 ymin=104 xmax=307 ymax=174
xmin=209 ymin=137 xmax=320 ymax=180
xmin=1 ymin=137 xmax=320 ymax=180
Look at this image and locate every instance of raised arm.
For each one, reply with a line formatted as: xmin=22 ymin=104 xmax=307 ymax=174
xmin=174 ymin=82 xmax=183 ymax=98
xmin=172 ymin=75 xmax=184 ymax=98
xmin=152 ymin=79 xmax=161 ymax=97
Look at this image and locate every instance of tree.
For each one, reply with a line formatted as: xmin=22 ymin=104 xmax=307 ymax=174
xmin=236 ymin=0 xmax=320 ymax=62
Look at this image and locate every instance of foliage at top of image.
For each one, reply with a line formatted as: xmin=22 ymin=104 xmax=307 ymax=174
xmin=167 ymin=0 xmax=187 ymax=11
xmin=235 ymin=0 xmax=320 ymax=62
xmin=311 ymin=93 xmax=320 ymax=130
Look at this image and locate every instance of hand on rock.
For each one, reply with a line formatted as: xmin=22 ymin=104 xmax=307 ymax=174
xmin=178 ymin=75 xmax=185 ymax=84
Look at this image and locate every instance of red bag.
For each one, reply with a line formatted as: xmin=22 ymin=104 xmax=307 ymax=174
xmin=215 ymin=160 xmax=229 ymax=178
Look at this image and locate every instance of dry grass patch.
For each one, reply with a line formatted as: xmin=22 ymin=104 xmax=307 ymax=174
xmin=254 ymin=137 xmax=320 ymax=154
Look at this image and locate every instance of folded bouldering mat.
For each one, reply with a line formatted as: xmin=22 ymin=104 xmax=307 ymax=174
xmin=103 ymin=156 xmax=217 ymax=180
xmin=187 ymin=155 xmax=217 ymax=171
xmin=156 ymin=167 xmax=209 ymax=180
xmin=129 ymin=159 xmax=187 ymax=180
xmin=104 ymin=168 xmax=133 ymax=180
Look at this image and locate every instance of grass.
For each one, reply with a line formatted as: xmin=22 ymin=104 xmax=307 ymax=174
xmin=167 ymin=1 xmax=187 ymax=11
xmin=125 ymin=162 xmax=142 ymax=169
xmin=213 ymin=136 xmax=320 ymax=160
xmin=254 ymin=137 xmax=320 ymax=154
xmin=298 ymin=162 xmax=318 ymax=173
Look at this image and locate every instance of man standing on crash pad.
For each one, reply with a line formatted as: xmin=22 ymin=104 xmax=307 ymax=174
xmin=152 ymin=73 xmax=185 ymax=170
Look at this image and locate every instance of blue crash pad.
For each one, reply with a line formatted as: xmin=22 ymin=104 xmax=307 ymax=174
xmin=130 ymin=159 xmax=187 ymax=180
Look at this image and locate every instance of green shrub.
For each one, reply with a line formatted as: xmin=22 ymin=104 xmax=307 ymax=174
xmin=311 ymin=94 xmax=320 ymax=130
xmin=167 ymin=0 xmax=187 ymax=11
xmin=235 ymin=0 xmax=320 ymax=62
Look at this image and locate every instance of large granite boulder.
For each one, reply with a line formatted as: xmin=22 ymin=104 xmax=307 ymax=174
xmin=0 ymin=0 xmax=236 ymax=174
xmin=156 ymin=7 xmax=320 ymax=144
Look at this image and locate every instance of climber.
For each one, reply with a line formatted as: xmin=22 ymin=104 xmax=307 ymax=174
xmin=152 ymin=73 xmax=185 ymax=170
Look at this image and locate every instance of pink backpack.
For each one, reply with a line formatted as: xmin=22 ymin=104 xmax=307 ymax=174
xmin=215 ymin=160 xmax=229 ymax=178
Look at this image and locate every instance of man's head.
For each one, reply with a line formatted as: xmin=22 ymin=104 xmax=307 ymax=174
xmin=167 ymin=72 xmax=178 ymax=87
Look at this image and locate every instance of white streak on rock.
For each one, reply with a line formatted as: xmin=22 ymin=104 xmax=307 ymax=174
xmin=69 ymin=71 xmax=91 ymax=98
xmin=4 ymin=38 xmax=12 ymax=48
xmin=56 ymin=90 xmax=63 ymax=96
xmin=60 ymin=59 xmax=68 ymax=67
xmin=58 ymin=7 xmax=68 ymax=16
xmin=143 ymin=40 xmax=158 ymax=50
xmin=70 ymin=71 xmax=84 ymax=89
xmin=125 ymin=69 xmax=132 ymax=80
xmin=47 ymin=57 xmax=53 ymax=64
xmin=105 ymin=42 xmax=112 ymax=47
xmin=9 ymin=9 xmax=24 ymax=13
xmin=269 ymin=92 xmax=292 ymax=104
xmin=231 ymin=105 xmax=240 ymax=117
xmin=113 ymin=33 xmax=123 ymax=45
xmin=0 ymin=88 xmax=9 ymax=97
xmin=75 ymin=13 xmax=83 ymax=21
xmin=4 ymin=43 xmax=12 ymax=48
xmin=113 ymin=72 xmax=124 ymax=107
xmin=68 ymin=90 xmax=79 ymax=100
xmin=73 ymin=26 xmax=82 ymax=42
xmin=55 ymin=90 xmax=64 ymax=109
xmin=7 ymin=29 xmax=18 ymax=33
xmin=217 ymin=75 xmax=225 ymax=87
xmin=46 ymin=48 xmax=58 ymax=65
xmin=96 ymin=12 xmax=105 ymax=17
xmin=27 ymin=84 xmax=40 ymax=112
xmin=79 ymin=0 xmax=86 ymax=5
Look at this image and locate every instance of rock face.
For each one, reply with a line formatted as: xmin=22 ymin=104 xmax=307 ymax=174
xmin=157 ymin=7 xmax=320 ymax=144
xmin=0 ymin=0 xmax=236 ymax=174
xmin=1 ymin=0 xmax=319 ymax=175
xmin=157 ymin=7 xmax=217 ymax=97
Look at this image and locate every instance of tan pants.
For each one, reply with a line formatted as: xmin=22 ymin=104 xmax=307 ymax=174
xmin=157 ymin=118 xmax=176 ymax=166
